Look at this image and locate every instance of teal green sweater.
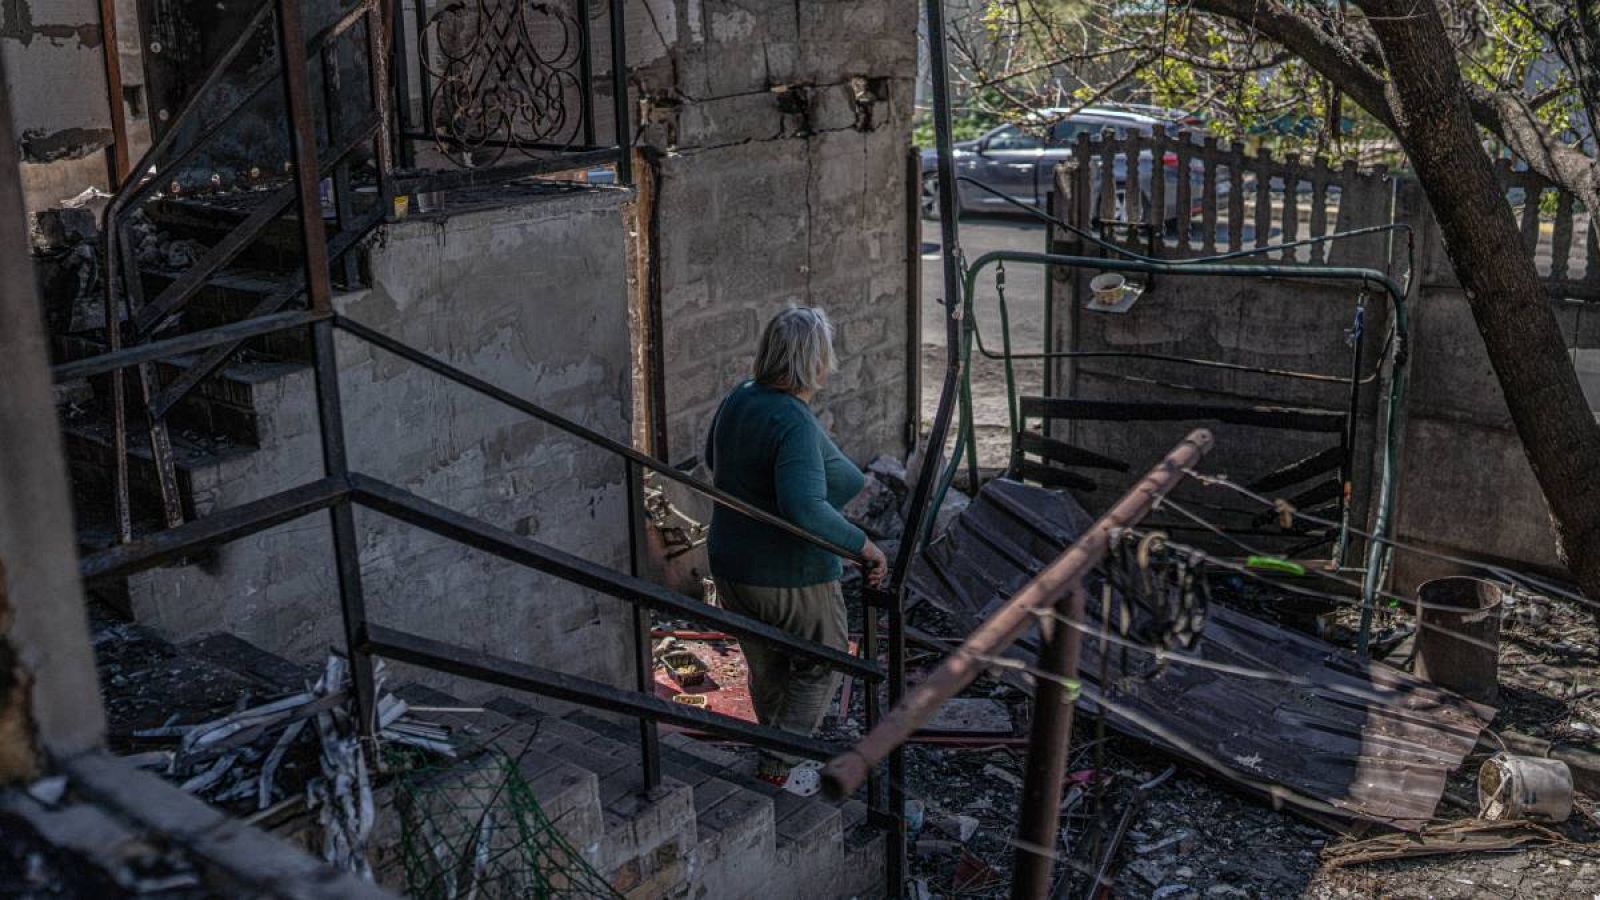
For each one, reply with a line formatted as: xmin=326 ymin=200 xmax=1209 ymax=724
xmin=705 ymin=381 xmax=867 ymax=587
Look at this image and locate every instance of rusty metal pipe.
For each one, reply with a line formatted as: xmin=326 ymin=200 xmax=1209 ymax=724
xmin=1011 ymin=584 xmax=1088 ymax=899
xmin=821 ymin=429 xmax=1214 ymax=799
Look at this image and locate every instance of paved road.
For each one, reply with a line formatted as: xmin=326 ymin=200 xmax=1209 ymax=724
xmin=917 ymin=215 xmax=1050 ymax=464
xmin=919 ymin=215 xmax=1049 ymax=353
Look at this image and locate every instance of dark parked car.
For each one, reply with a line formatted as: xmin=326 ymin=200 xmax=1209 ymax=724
xmin=920 ymin=107 xmax=1223 ymax=227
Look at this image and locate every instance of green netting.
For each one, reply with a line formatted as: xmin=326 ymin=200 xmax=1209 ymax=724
xmin=396 ymin=749 xmax=621 ymax=899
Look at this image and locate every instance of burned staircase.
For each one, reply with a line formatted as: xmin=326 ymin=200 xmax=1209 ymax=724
xmin=98 ymin=614 xmax=885 ymax=898
xmin=57 ymin=193 xmax=366 ymax=542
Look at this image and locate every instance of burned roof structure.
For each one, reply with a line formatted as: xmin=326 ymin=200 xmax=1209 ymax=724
xmin=908 ymin=477 xmax=1497 ymax=831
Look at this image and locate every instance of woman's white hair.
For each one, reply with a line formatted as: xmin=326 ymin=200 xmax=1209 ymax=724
xmin=753 ymin=306 xmax=837 ymax=393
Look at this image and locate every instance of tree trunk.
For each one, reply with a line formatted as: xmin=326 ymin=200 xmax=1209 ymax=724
xmin=1357 ymin=0 xmax=1600 ymax=602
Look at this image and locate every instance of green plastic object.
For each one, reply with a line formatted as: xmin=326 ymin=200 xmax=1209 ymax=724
xmin=1246 ymin=555 xmax=1307 ymax=576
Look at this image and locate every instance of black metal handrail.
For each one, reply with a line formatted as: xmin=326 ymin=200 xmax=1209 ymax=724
xmin=366 ymin=624 xmax=842 ymax=759
xmin=333 ymin=315 xmax=871 ymax=566
xmin=347 ymin=472 xmax=882 ymax=679
xmin=76 ymin=469 xmax=882 ymax=681
xmin=66 ymin=297 xmax=903 ymax=885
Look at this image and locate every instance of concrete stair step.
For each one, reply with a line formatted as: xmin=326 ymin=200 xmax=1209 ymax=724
xmin=60 ymin=414 xmax=256 ymax=530
xmin=56 ymin=314 xmax=312 ymax=449
xmin=400 ymin=689 xmax=700 ymax=897
xmin=391 ymin=685 xmax=607 ymax=873
xmin=487 ymin=698 xmax=887 ymax=899
xmin=135 ymin=268 xmax=316 ymax=363
xmin=140 ymin=195 xmax=362 ymax=278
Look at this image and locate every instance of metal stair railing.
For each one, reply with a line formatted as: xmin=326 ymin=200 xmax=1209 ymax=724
xmin=62 ymin=296 xmax=909 ymax=893
xmin=99 ymin=0 xmax=392 ymax=544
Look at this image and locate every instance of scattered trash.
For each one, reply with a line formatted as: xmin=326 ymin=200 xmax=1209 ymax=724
xmin=1136 ymin=827 xmax=1195 ymax=856
xmin=930 ymin=813 xmax=979 ymax=842
xmin=952 ymin=848 xmax=1005 ymax=892
xmin=25 ymin=776 xmax=68 ymax=807
xmin=60 ymin=186 xmax=112 ymax=208
xmin=661 ymin=649 xmax=710 ymax=688
xmin=1479 ymin=753 xmax=1573 ymax=822
xmin=982 ymin=764 xmax=1023 ymax=789
xmin=903 ymin=798 xmax=926 ymax=834
xmin=784 ymin=761 xmax=824 ymax=797
xmin=1322 ymin=819 xmax=1566 ymax=867
xmin=922 ymin=697 xmax=1012 ymax=735
xmin=1087 ymin=767 xmax=1177 ymax=896
xmin=915 ymin=838 xmax=960 ymax=857
xmin=867 ymin=454 xmax=910 ymax=498
xmin=842 ymin=473 xmax=904 ymax=540
xmin=306 ymin=656 xmax=375 ymax=879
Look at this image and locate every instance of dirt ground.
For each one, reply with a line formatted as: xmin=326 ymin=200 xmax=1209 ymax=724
xmin=905 ymin=216 xmax=1600 ymax=898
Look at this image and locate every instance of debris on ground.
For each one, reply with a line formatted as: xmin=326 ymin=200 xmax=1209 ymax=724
xmin=875 ymin=457 xmax=1600 ymax=897
xmin=923 ymin=698 xmax=1012 ymax=735
xmin=1321 ymin=820 xmax=1569 ymax=868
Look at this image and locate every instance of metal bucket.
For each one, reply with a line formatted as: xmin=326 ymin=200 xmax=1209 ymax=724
xmin=1478 ymin=753 xmax=1573 ymax=822
xmin=1414 ymin=576 xmax=1502 ymax=705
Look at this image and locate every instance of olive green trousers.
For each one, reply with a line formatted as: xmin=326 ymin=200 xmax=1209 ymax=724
xmin=714 ymin=578 xmax=848 ymax=765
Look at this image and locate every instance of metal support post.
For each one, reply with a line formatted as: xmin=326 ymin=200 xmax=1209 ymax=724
xmin=863 ymin=584 xmax=884 ymax=819
xmin=885 ymin=584 xmax=908 ymax=893
xmin=277 ymin=0 xmax=335 ymax=315
xmin=390 ymin=0 xmax=419 ymax=169
xmin=607 ymin=0 xmax=630 ymax=185
xmin=283 ymin=0 xmax=372 ymax=742
xmin=97 ymin=0 xmax=130 ymax=183
xmin=1011 ymin=584 xmax=1088 ymax=899
xmin=626 ymin=457 xmax=662 ymax=791
xmin=576 ymin=0 xmax=596 ymax=148
xmin=310 ymin=319 xmax=378 ymax=743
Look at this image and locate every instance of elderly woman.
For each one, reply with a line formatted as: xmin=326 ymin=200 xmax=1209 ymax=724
xmin=704 ymin=306 xmax=888 ymax=786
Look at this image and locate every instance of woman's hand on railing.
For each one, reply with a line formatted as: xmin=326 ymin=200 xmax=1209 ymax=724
xmin=859 ymin=539 xmax=888 ymax=588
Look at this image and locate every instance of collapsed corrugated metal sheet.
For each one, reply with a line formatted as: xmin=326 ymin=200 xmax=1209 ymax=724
xmin=908 ymin=478 xmax=1496 ymax=831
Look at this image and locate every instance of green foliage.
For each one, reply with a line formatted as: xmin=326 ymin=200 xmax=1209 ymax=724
xmin=911 ymin=87 xmax=1013 ymax=148
xmin=939 ymin=0 xmax=1590 ymax=166
xmin=912 ymin=109 xmax=1001 ymax=148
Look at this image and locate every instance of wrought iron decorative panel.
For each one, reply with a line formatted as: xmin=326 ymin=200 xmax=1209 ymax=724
xmin=420 ymin=0 xmax=587 ymax=165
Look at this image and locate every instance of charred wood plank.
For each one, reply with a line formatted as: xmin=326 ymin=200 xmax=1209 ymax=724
xmin=1248 ymin=446 xmax=1346 ymax=493
xmin=1017 ymin=431 xmax=1131 ymax=472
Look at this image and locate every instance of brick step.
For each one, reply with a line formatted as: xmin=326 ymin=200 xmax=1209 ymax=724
xmin=487 ymin=698 xmax=886 ymax=899
xmin=388 ymin=685 xmax=611 ymax=887
xmin=487 ymin=698 xmax=776 ymax=899
xmin=141 ymin=194 xmax=369 ymax=278
xmin=61 ymin=412 xmax=257 ymax=528
xmin=134 ymin=267 xmax=316 ymax=362
xmin=59 ymin=336 xmax=309 ymax=448
xmin=395 ymin=687 xmax=697 ymax=897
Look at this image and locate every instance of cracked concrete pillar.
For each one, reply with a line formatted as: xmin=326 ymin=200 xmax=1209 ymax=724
xmin=0 ymin=71 xmax=107 ymax=774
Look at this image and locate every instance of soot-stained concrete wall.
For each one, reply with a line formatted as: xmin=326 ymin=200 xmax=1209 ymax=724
xmin=629 ymin=0 xmax=919 ymax=466
xmin=126 ymin=188 xmax=636 ymax=693
xmin=2 ymin=0 xmax=119 ymax=210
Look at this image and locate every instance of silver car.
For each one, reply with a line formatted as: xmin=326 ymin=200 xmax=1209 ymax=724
xmin=920 ymin=107 xmax=1219 ymax=230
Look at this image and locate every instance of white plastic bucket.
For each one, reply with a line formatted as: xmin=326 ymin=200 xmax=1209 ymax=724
xmin=1478 ymin=753 xmax=1573 ymax=822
